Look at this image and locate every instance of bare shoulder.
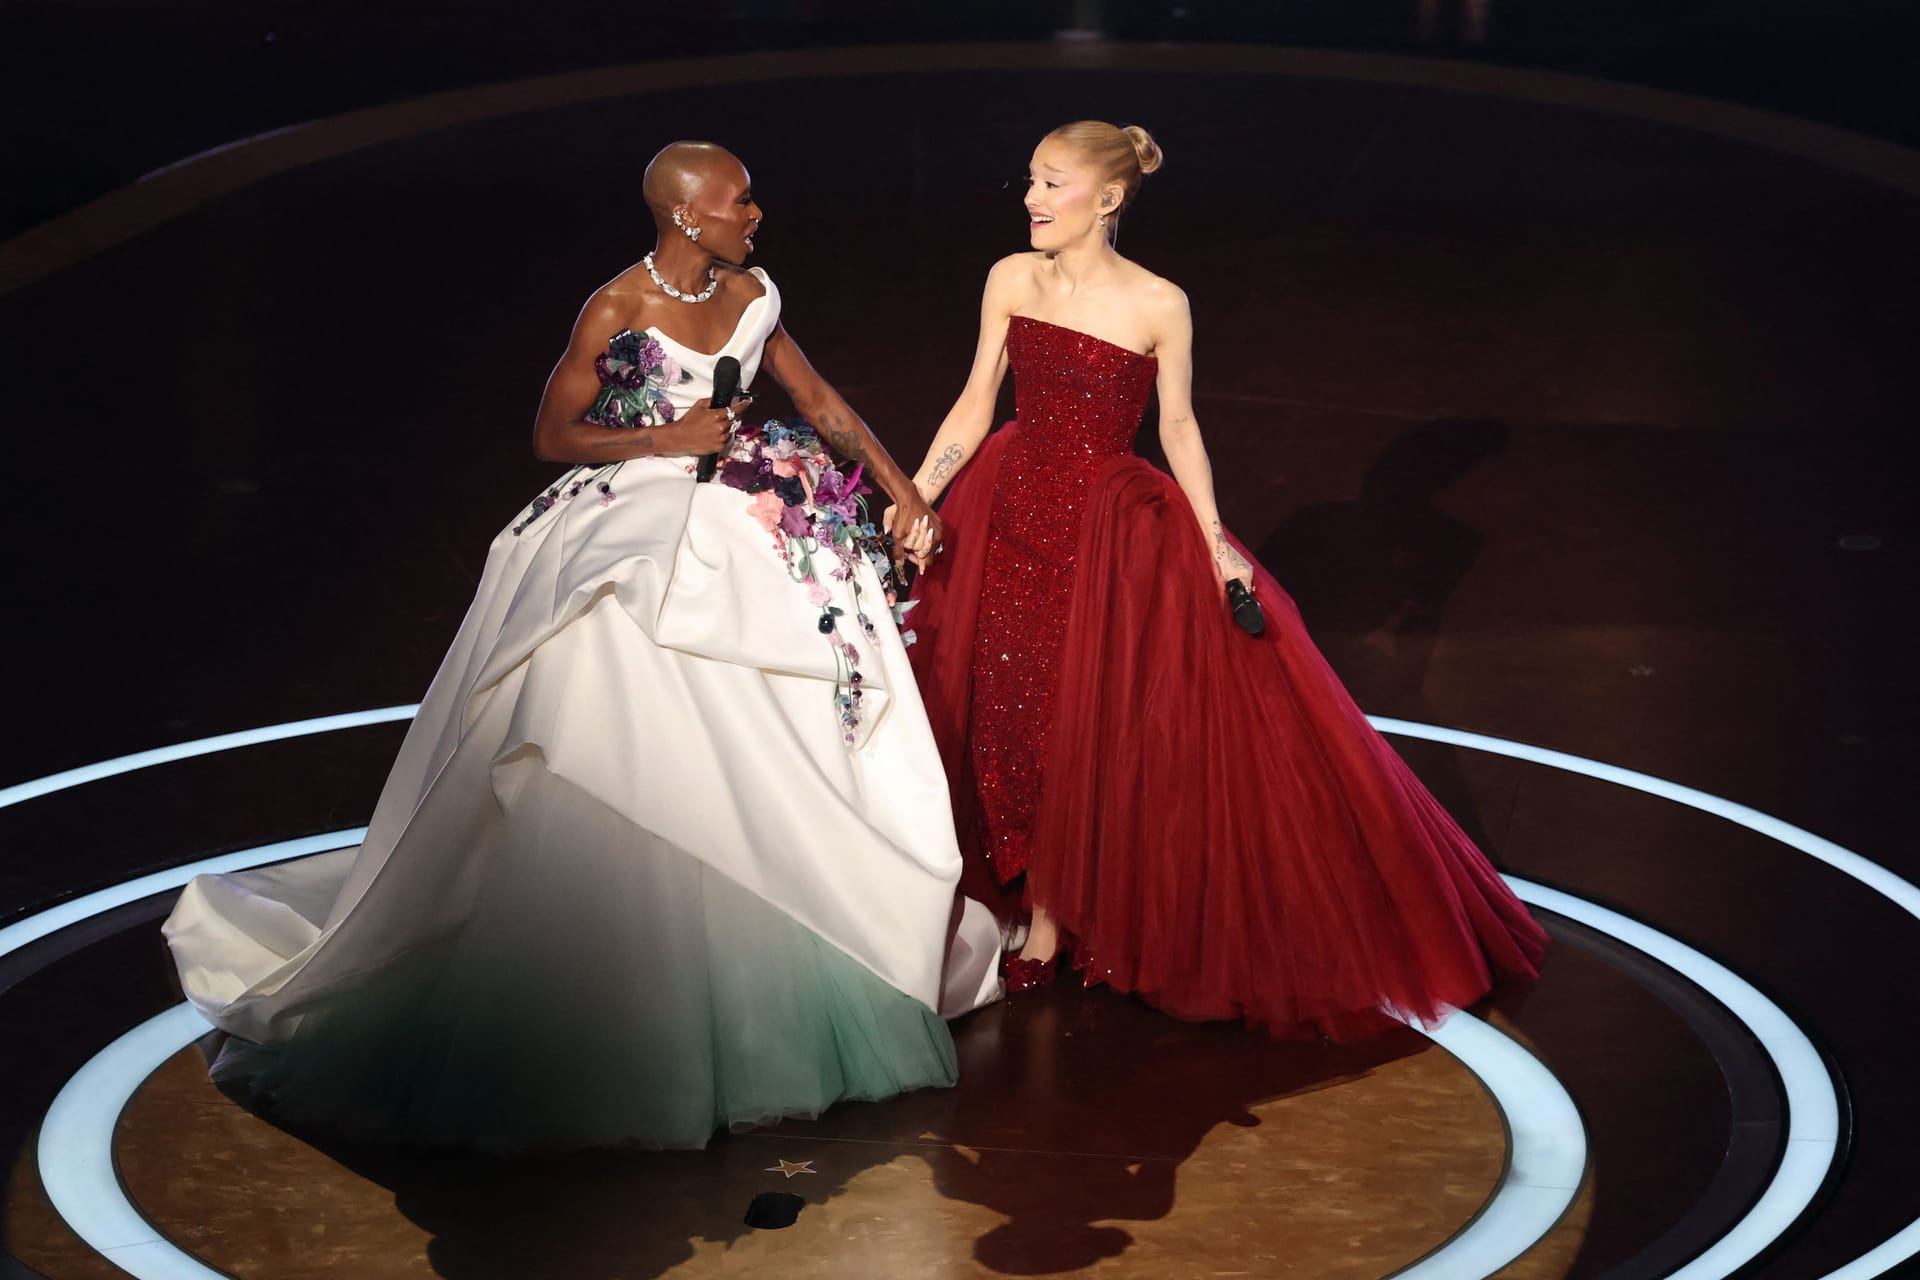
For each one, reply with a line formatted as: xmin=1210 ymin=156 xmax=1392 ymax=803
xmin=1129 ymin=265 xmax=1189 ymax=319
xmin=986 ymin=251 xmax=1045 ymax=291
xmin=723 ymin=262 xmax=768 ymax=302
xmin=571 ymin=277 xmax=634 ymax=347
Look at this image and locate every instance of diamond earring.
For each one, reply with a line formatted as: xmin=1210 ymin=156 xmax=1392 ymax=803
xmin=673 ymin=211 xmax=702 ymax=242
xmin=686 ymin=225 xmax=702 ymax=242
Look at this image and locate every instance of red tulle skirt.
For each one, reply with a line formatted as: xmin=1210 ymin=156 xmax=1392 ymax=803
xmin=910 ymin=427 xmax=1547 ymax=1041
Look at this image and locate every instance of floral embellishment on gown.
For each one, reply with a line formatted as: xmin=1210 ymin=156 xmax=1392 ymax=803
xmin=513 ymin=330 xmax=692 ymax=535
xmin=718 ymin=419 xmax=914 ymax=744
xmin=584 ymin=330 xmax=689 ymax=429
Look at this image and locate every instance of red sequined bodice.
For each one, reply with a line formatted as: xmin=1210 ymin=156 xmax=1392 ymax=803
xmin=969 ymin=318 xmax=1158 ymax=882
xmin=1007 ymin=316 xmax=1159 ymax=461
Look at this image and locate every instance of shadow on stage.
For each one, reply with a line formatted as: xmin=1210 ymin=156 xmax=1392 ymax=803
xmin=213 ymin=988 xmax=1439 ymax=1277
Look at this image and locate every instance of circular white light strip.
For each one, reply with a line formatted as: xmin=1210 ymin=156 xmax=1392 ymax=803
xmin=1508 ymin=878 xmax=1834 ymax=1280
xmin=0 ymin=831 xmax=366 ymax=960
xmin=35 ymin=946 xmax=1575 ymax=1280
xmin=7 ymin=710 xmax=1912 ymax=1278
xmin=0 ymin=706 xmax=416 ymax=810
xmin=1374 ymin=717 xmax=1916 ymax=1280
xmin=1370 ymin=718 xmax=1920 ymax=926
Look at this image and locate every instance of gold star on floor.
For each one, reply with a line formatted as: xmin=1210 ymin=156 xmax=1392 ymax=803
xmin=764 ymin=1158 xmax=817 ymax=1178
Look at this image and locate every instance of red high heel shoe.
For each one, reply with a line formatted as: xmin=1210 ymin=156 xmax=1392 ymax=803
xmin=1004 ymin=952 xmax=1058 ymax=994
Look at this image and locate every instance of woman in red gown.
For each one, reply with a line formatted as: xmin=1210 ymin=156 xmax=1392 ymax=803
xmin=890 ymin=122 xmax=1547 ymax=1042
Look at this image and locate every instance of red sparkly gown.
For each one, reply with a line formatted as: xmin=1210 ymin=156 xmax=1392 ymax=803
xmin=908 ymin=315 xmax=1547 ymax=1041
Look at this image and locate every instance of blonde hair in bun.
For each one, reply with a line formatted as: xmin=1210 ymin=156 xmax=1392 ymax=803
xmin=1044 ymin=120 xmax=1164 ymax=232
xmin=1121 ymin=125 xmax=1164 ymax=176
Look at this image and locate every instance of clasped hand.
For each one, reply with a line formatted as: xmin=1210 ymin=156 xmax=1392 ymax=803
xmin=660 ymin=397 xmax=752 ymax=457
xmin=882 ymin=491 xmax=943 ymax=570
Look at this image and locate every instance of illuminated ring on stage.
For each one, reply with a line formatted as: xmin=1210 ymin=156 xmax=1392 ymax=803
xmin=5 ymin=709 xmax=1913 ymax=1277
xmin=28 ymin=916 xmax=1578 ymax=1280
xmin=0 ymin=706 xmax=417 ymax=810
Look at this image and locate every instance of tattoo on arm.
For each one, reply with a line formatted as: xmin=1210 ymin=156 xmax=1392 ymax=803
xmin=929 ymin=443 xmax=964 ymax=486
xmin=1163 ymin=413 xmax=1193 ymax=429
xmin=816 ymin=413 xmax=871 ymax=465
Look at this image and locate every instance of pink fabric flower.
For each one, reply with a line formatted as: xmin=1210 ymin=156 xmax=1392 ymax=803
xmin=771 ymin=457 xmax=801 ymax=478
xmin=807 ymin=580 xmax=832 ymax=607
xmin=747 ymin=490 xmax=785 ymax=534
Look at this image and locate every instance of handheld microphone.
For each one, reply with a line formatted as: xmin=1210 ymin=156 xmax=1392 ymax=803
xmin=696 ymin=355 xmax=741 ymax=483
xmin=1226 ymin=578 xmax=1265 ymax=636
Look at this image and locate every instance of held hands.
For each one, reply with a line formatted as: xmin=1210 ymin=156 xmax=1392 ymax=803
xmin=882 ymin=488 xmax=943 ymax=571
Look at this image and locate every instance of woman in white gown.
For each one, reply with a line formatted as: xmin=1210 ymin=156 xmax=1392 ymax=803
xmin=164 ymin=142 xmax=1002 ymax=1152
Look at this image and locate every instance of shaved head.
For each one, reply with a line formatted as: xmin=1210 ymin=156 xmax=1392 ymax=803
xmin=643 ymin=141 xmax=744 ymax=215
xmin=640 ymin=140 xmax=760 ymax=266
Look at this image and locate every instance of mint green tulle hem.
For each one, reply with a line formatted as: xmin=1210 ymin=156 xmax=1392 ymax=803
xmin=212 ymin=824 xmax=957 ymax=1153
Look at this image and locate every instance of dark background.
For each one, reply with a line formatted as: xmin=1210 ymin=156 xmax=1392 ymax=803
xmin=7 ymin=0 xmax=1920 ymax=238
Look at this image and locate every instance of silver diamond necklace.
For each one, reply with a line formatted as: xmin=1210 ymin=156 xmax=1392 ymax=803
xmin=643 ymin=252 xmax=719 ymax=304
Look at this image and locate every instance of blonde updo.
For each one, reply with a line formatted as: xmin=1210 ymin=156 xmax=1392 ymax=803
xmin=1044 ymin=120 xmax=1163 ymax=215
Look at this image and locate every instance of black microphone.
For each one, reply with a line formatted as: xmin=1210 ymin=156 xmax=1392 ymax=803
xmin=1226 ymin=578 xmax=1265 ymax=636
xmin=696 ymin=355 xmax=741 ymax=483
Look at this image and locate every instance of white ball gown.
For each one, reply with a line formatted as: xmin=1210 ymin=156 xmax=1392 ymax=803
xmin=163 ymin=269 xmax=1004 ymax=1151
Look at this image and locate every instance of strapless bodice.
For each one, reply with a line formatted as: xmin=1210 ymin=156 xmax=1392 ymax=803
xmin=584 ymin=268 xmax=781 ymax=431
xmin=1006 ymin=316 xmax=1158 ymax=460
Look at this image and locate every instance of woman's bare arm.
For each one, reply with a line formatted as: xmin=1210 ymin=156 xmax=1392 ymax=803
xmin=908 ymin=255 xmax=1025 ymax=502
xmin=1152 ymin=285 xmax=1254 ymax=591
xmin=759 ymin=321 xmax=940 ymax=549
xmin=531 ymin=294 xmax=730 ymax=464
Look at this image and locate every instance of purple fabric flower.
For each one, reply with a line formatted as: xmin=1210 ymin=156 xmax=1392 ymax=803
xmin=719 ymin=457 xmax=759 ymax=491
xmin=779 ymin=502 xmax=811 ymax=537
xmin=592 ymin=352 xmax=645 ymax=390
xmin=812 ymin=464 xmax=866 ymax=524
xmin=607 ymin=330 xmax=644 ymax=365
xmin=657 ymin=397 xmax=676 ymax=422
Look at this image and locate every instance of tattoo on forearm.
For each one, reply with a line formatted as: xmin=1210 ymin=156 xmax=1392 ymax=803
xmin=816 ymin=413 xmax=871 ymax=465
xmin=1213 ymin=519 xmax=1243 ymax=568
xmin=928 ymin=444 xmax=964 ymax=486
xmin=1164 ymin=413 xmax=1193 ymax=428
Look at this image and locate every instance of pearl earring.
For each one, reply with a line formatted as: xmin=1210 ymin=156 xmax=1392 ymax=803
xmin=1098 ymin=213 xmax=1108 ymax=228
